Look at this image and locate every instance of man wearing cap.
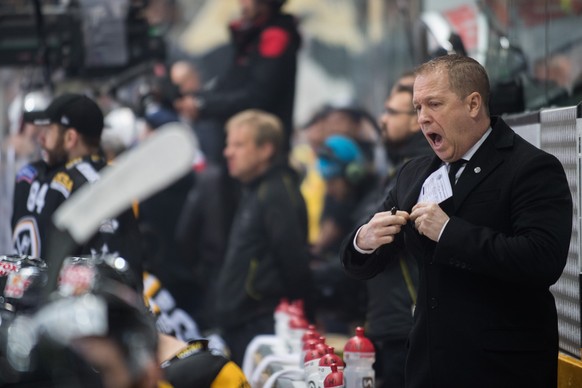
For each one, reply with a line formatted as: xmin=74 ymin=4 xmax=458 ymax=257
xmin=11 ymin=93 xmax=143 ymax=287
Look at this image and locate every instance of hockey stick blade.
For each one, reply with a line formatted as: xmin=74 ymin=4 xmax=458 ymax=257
xmin=52 ymin=122 xmax=197 ymax=245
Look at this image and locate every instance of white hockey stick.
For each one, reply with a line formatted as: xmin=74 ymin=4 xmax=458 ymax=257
xmin=44 ymin=122 xmax=197 ymax=295
xmin=53 ymin=122 xmax=197 ymax=243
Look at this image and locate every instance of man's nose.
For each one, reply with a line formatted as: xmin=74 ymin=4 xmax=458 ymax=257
xmin=416 ymin=108 xmax=429 ymax=125
xmin=38 ymin=131 xmax=46 ymax=144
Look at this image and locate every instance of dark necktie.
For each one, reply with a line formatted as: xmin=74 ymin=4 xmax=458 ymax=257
xmin=448 ymin=159 xmax=467 ymax=187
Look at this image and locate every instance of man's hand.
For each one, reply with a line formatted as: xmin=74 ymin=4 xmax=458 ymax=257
xmin=356 ymin=210 xmax=410 ymax=251
xmin=410 ymin=202 xmax=449 ymax=242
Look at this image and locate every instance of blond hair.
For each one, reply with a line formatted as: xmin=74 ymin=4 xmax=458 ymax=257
xmin=226 ymin=109 xmax=284 ymax=159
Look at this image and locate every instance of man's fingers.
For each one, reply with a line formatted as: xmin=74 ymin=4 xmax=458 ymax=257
xmin=370 ymin=212 xmax=409 ymax=227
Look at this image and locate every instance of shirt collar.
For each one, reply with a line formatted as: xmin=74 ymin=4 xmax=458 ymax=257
xmin=459 ymin=126 xmax=492 ymax=163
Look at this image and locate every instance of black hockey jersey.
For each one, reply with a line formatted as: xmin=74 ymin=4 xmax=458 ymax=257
xmin=11 ymin=155 xmax=143 ymax=287
xmin=11 ymin=160 xmax=59 ymax=258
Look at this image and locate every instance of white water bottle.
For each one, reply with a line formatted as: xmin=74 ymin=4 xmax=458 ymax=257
xmin=287 ymin=314 xmax=308 ymax=354
xmin=274 ymin=298 xmax=291 ymax=343
xmin=343 ymin=326 xmax=375 ymax=388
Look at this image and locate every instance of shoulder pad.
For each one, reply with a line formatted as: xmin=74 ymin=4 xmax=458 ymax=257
xmin=50 ymin=171 xmax=73 ymax=198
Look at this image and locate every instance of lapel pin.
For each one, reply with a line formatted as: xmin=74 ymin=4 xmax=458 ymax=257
xmin=474 ymin=167 xmax=481 ymax=173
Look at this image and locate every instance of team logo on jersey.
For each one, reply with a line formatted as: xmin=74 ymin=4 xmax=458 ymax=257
xmin=12 ymin=217 xmax=41 ymax=257
xmin=16 ymin=165 xmax=38 ymax=184
xmin=51 ymin=172 xmax=73 ymax=198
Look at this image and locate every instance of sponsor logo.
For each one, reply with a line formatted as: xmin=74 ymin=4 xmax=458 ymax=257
xmin=16 ymin=165 xmax=37 ymax=184
xmin=51 ymin=172 xmax=73 ymax=198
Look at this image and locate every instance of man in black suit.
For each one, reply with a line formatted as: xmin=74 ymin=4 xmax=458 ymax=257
xmin=341 ymin=54 xmax=572 ymax=388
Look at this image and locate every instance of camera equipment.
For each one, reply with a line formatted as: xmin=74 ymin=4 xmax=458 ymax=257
xmin=0 ymin=1 xmax=165 ymax=78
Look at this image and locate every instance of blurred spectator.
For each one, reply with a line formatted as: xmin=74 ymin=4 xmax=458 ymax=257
xmin=302 ymin=105 xmax=381 ymax=165
xmin=289 ymin=107 xmax=332 ymax=246
xmin=5 ymin=90 xmax=51 ymax=166
xmin=389 ymin=70 xmax=415 ymax=95
xmin=381 ymin=75 xmax=429 ymax=172
xmin=295 ymin=104 xmax=383 ymax=250
xmin=322 ymin=107 xmax=380 ymax=164
xmin=314 ymin=135 xmax=376 ymax=256
xmin=170 ymin=60 xmax=227 ymax=165
xmin=1 ymin=90 xmax=51 ymax=254
xmin=174 ymin=160 xmax=233 ymax=332
xmin=101 ymin=106 xmax=140 ymax=161
xmin=312 ymin=135 xmax=377 ymax=333
xmin=215 ymin=109 xmax=314 ymax=366
xmin=10 ymin=93 xmax=143 ymax=289
xmin=173 ymin=0 xmax=301 ymax=158
xmin=170 ymin=60 xmax=201 ymax=98
xmin=137 ymin=109 xmax=207 ymax=328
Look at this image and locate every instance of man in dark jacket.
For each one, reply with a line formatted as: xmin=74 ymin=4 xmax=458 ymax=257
xmin=342 ymin=55 xmax=572 ymax=388
xmin=174 ymin=0 xmax=300 ymax=157
xmin=216 ymin=109 xmax=314 ymax=366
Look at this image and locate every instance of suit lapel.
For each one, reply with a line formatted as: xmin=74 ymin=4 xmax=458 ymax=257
xmin=453 ymin=118 xmax=514 ymax=211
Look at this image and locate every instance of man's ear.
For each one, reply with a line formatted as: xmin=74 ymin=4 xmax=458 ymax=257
xmin=63 ymin=128 xmax=79 ymax=150
xmin=467 ymin=92 xmax=482 ymax=118
xmin=259 ymin=141 xmax=276 ymax=162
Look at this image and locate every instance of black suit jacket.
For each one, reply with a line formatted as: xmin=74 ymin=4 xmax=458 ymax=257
xmin=341 ymin=117 xmax=572 ymax=388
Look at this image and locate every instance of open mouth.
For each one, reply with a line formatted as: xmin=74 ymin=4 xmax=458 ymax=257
xmin=427 ymin=132 xmax=442 ymax=146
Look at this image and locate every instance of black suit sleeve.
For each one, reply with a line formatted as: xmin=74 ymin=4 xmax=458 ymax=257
xmin=340 ymin=190 xmax=404 ymax=280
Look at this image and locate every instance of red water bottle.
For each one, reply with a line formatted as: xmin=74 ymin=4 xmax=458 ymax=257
xmin=324 ymin=361 xmax=345 ymax=388
xmin=304 ymin=342 xmax=326 ymax=387
xmin=343 ymin=326 xmax=375 ymax=388
xmin=319 ymin=346 xmax=345 ymax=386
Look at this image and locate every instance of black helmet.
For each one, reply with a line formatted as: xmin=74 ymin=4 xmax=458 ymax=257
xmin=1 ymin=254 xmax=157 ymax=387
